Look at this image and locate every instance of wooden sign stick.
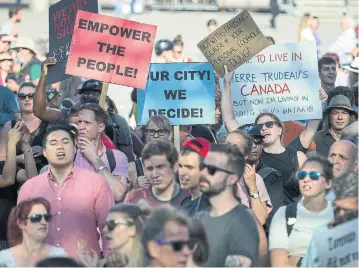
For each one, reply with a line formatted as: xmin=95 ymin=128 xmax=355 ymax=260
xmin=99 ymin=82 xmax=109 ymax=109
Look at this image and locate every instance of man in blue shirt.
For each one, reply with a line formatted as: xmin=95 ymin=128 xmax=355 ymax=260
xmin=0 ymin=85 xmax=18 ymax=131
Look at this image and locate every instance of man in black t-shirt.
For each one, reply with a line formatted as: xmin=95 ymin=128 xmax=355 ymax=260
xmin=179 ymin=138 xmax=211 ymax=216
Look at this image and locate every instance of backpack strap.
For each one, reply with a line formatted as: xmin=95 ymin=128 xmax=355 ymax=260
xmin=105 ymin=149 xmax=116 ymax=173
xmin=257 ymin=167 xmax=277 ymax=180
xmin=285 ymin=202 xmax=298 ymax=237
xmin=135 ymin=158 xmax=144 ymax=177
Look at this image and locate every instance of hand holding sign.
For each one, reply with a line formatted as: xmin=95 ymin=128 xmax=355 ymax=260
xmin=42 ymin=57 xmax=57 ymax=75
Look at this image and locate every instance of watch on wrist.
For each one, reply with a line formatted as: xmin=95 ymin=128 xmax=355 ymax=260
xmin=250 ymin=192 xmax=260 ymax=199
xmin=95 ymin=165 xmax=107 ymax=173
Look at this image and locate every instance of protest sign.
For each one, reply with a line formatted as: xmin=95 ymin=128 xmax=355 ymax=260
xmin=197 ymin=10 xmax=269 ymax=77
xmin=48 ymin=0 xmax=98 ymax=85
xmin=316 ymin=219 xmax=358 ymax=267
xmin=66 ymin=10 xmax=157 ymax=88
xmin=230 ymin=42 xmax=322 ymax=124
xmin=137 ymin=63 xmax=215 ymax=125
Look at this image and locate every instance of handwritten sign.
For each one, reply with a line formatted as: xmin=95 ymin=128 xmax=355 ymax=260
xmin=137 ymin=63 xmax=215 ymax=125
xmin=230 ymin=42 xmax=322 ymax=123
xmin=66 ymin=10 xmax=157 ymax=88
xmin=197 ymin=10 xmax=269 ymax=77
xmin=48 ymin=0 xmax=98 ymax=85
xmin=316 ymin=219 xmax=358 ymax=267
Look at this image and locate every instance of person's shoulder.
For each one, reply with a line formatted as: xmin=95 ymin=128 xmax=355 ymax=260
xmin=111 ymin=148 xmax=128 ymax=160
xmin=22 ymin=173 xmax=47 ymax=187
xmin=0 ymin=248 xmax=11 ymax=257
xmin=0 ymin=85 xmax=13 ymax=95
xmin=0 ymin=248 xmax=14 ymax=265
xmin=111 ymin=113 xmax=129 ymax=126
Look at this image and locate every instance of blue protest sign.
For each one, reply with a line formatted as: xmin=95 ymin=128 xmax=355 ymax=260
xmin=137 ymin=63 xmax=215 ymax=125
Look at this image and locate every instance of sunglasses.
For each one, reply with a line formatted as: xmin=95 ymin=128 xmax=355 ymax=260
xmin=296 ymin=171 xmax=323 ymax=181
xmin=18 ymin=93 xmax=35 ymax=100
xmin=105 ymin=220 xmax=129 ymax=232
xmin=253 ymin=138 xmax=263 ymax=145
xmin=146 ymin=129 xmax=170 ymax=137
xmin=200 ymin=163 xmax=234 ymax=176
xmin=27 ymin=214 xmax=52 ymax=223
xmin=156 ymin=239 xmax=196 ymax=252
xmin=256 ymin=121 xmax=276 ymax=130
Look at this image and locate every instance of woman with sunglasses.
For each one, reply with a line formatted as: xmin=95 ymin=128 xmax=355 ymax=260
xmin=269 ymin=157 xmax=334 ymax=267
xmin=0 ymin=197 xmax=67 ymax=267
xmin=0 ymin=82 xmax=48 ymax=172
xmin=77 ymin=202 xmax=149 ymax=267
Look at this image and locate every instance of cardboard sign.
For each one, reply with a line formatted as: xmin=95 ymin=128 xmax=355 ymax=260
xmin=48 ymin=0 xmax=98 ymax=85
xmin=197 ymin=10 xmax=269 ymax=77
xmin=230 ymin=42 xmax=322 ymax=123
xmin=137 ymin=63 xmax=215 ymax=125
xmin=66 ymin=10 xmax=157 ymax=88
xmin=316 ymin=219 xmax=358 ymax=267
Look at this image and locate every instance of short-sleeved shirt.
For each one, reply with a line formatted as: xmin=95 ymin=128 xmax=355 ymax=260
xmin=197 ymin=205 xmax=259 ymax=267
xmin=0 ymin=246 xmax=67 ymax=267
xmin=124 ymin=185 xmax=189 ymax=207
xmin=314 ymin=129 xmax=336 ymax=157
xmin=180 ymin=194 xmax=211 ymax=217
xmin=269 ymin=199 xmax=334 ymax=257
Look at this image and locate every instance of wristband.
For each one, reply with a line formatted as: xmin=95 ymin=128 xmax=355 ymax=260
xmin=96 ymin=165 xmax=107 ymax=173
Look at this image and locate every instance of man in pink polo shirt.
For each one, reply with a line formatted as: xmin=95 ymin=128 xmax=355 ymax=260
xmin=76 ymin=103 xmax=129 ymax=202
xmin=124 ymin=140 xmax=189 ymax=207
xmin=17 ymin=123 xmax=114 ymax=260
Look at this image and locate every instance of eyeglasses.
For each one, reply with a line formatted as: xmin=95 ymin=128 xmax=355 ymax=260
xmin=253 ymin=138 xmax=263 ymax=145
xmin=256 ymin=121 xmax=276 ymax=130
xmin=296 ymin=171 xmax=323 ymax=181
xmin=200 ymin=163 xmax=234 ymax=175
xmin=156 ymin=240 xmax=196 ymax=252
xmin=18 ymin=93 xmax=34 ymax=100
xmin=27 ymin=214 xmax=52 ymax=223
xmin=146 ymin=129 xmax=170 ymax=137
xmin=105 ymin=220 xmax=130 ymax=232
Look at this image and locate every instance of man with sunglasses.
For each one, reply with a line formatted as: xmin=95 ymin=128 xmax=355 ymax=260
xmin=143 ymin=206 xmax=193 ymax=267
xmin=196 ymin=143 xmax=259 ymax=267
xmin=125 ymin=140 xmax=189 ymax=207
xmin=179 ymin=138 xmax=211 ymax=216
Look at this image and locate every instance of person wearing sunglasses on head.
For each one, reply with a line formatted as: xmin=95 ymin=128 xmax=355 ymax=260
xmin=269 ymin=157 xmax=334 ymax=267
xmin=0 ymin=82 xmax=49 ymax=172
xmin=0 ymin=197 xmax=67 ymax=267
xmin=196 ymin=143 xmax=260 ymax=267
xmin=143 ymin=205 xmax=193 ymax=267
xmin=77 ymin=202 xmax=149 ymax=267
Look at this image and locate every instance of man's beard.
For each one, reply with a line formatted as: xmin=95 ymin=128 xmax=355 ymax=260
xmin=200 ymin=176 xmax=227 ymax=198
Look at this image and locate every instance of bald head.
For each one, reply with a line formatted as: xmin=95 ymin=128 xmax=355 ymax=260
xmin=328 ymin=140 xmax=358 ymax=177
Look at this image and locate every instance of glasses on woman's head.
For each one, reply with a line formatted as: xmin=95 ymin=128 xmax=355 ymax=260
xmin=27 ymin=214 xmax=52 ymax=223
xmin=256 ymin=121 xmax=276 ymax=130
xmin=297 ymin=171 xmax=323 ymax=181
xmin=18 ymin=93 xmax=34 ymax=100
xmin=200 ymin=163 xmax=234 ymax=176
xmin=146 ymin=129 xmax=170 ymax=137
xmin=105 ymin=220 xmax=130 ymax=232
xmin=156 ymin=239 xmax=196 ymax=252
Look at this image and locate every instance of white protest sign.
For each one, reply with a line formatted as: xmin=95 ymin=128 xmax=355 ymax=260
xmin=316 ymin=219 xmax=358 ymax=267
xmin=231 ymin=42 xmax=322 ymax=124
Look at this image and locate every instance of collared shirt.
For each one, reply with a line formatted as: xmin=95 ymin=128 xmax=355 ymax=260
xmin=314 ymin=129 xmax=336 ymax=157
xmin=17 ymin=167 xmax=115 ymax=260
xmin=74 ymin=142 xmax=128 ymax=179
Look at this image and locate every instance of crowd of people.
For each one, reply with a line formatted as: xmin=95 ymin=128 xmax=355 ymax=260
xmin=0 ymin=5 xmax=358 ymax=268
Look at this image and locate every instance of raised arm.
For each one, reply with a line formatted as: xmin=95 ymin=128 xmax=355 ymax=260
xmin=33 ymin=58 xmax=62 ymax=121
xmin=221 ymin=66 xmax=240 ymax=133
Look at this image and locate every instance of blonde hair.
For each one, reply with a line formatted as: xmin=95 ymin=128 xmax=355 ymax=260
xmin=298 ymin=14 xmax=311 ymax=41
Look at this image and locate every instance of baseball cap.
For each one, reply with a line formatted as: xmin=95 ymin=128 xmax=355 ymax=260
xmin=78 ymin=79 xmax=103 ymax=94
xmin=182 ymin=138 xmax=211 ymax=158
xmin=239 ymin=124 xmax=264 ymax=138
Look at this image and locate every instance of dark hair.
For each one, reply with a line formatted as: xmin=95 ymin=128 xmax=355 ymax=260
xmin=301 ymin=156 xmax=334 ymax=182
xmin=323 ymin=53 xmax=339 ymax=65
xmin=173 ymin=35 xmax=184 ymax=47
xmin=80 ymin=103 xmax=108 ymax=125
xmin=254 ymin=112 xmax=284 ymax=138
xmin=5 ymin=72 xmax=25 ymax=85
xmin=7 ymin=197 xmax=51 ymax=246
xmin=9 ymin=8 xmax=21 ymax=19
xmin=42 ymin=120 xmax=76 ymax=148
xmin=18 ymin=82 xmax=36 ymax=94
xmin=266 ymin=36 xmax=276 ymax=44
xmin=228 ymin=129 xmax=254 ymax=157
xmin=318 ymin=56 xmax=337 ymax=71
xmin=141 ymin=115 xmax=172 ymax=143
xmin=209 ymin=143 xmax=245 ymax=178
xmin=142 ymin=206 xmax=190 ymax=258
xmin=207 ymin=19 xmax=217 ymax=27
xmin=333 ymin=172 xmax=358 ymax=200
xmin=131 ymin=88 xmax=137 ymax=103
xmin=189 ymin=219 xmax=209 ymax=266
xmin=327 ymin=86 xmax=355 ymax=106
xmin=36 ymin=257 xmax=83 ymax=267
xmin=180 ymin=147 xmax=204 ymax=164
xmin=142 ymin=140 xmax=178 ymax=168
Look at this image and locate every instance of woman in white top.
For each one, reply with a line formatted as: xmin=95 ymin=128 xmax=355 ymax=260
xmin=0 ymin=197 xmax=67 ymax=267
xmin=269 ymin=157 xmax=335 ymax=267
